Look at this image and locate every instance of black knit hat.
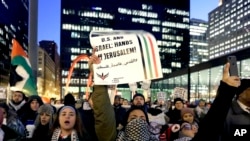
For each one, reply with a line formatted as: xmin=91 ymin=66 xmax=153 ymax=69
xmin=132 ymin=93 xmax=145 ymax=101
xmin=64 ymin=93 xmax=76 ymax=106
xmin=236 ymin=79 xmax=250 ymax=98
xmin=173 ymin=98 xmax=184 ymax=104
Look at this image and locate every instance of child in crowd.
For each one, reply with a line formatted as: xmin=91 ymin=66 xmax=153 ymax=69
xmin=172 ymin=108 xmax=199 ymax=141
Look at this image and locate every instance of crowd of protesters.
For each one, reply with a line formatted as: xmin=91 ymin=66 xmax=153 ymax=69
xmin=0 ymin=51 xmax=249 ymax=141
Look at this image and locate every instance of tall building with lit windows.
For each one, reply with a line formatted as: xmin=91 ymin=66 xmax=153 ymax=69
xmin=190 ymin=18 xmax=208 ymax=67
xmin=60 ymin=0 xmax=190 ymax=96
xmin=0 ymin=0 xmax=29 ymax=87
xmin=208 ymin=0 xmax=250 ymax=59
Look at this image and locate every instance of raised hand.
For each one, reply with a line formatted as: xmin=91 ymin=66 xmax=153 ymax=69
xmin=222 ymin=63 xmax=240 ymax=87
xmin=88 ymin=48 xmax=101 ymax=75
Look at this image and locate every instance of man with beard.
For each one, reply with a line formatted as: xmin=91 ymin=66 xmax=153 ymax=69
xmin=132 ymin=93 xmax=145 ymax=107
xmin=8 ymin=91 xmax=26 ymax=114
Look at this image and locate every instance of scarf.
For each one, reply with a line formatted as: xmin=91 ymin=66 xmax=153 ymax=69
xmin=9 ymin=100 xmax=26 ymax=111
xmin=51 ymin=128 xmax=79 ymax=141
xmin=116 ymin=118 xmax=158 ymax=141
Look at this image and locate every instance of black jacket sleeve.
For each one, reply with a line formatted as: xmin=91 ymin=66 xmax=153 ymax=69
xmin=192 ymin=81 xmax=237 ymax=141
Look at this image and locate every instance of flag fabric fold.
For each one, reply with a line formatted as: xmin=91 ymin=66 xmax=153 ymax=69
xmin=9 ymin=39 xmax=37 ymax=96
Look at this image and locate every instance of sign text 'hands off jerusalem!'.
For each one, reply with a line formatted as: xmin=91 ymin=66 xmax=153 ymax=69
xmin=89 ymin=30 xmax=163 ymax=85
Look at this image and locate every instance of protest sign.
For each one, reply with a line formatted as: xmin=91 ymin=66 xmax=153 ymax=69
xmin=172 ymin=87 xmax=187 ymax=101
xmin=157 ymin=91 xmax=166 ymax=102
xmin=89 ymin=30 xmax=163 ymax=85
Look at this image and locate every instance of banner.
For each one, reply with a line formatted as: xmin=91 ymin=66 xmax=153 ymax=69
xmin=89 ymin=30 xmax=163 ymax=85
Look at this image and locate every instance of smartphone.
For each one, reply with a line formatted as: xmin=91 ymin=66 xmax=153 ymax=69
xmin=227 ymin=56 xmax=238 ymax=76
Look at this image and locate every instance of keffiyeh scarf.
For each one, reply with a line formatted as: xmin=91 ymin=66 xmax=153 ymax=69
xmin=51 ymin=128 xmax=79 ymax=141
xmin=116 ymin=118 xmax=158 ymax=141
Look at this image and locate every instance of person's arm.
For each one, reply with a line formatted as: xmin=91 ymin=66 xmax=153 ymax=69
xmin=192 ymin=63 xmax=240 ymax=141
xmin=89 ymin=49 xmax=117 ymax=141
xmin=92 ymin=85 xmax=117 ymax=141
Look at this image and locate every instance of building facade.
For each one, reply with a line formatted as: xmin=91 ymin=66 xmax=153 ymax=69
xmin=39 ymin=40 xmax=61 ymax=99
xmin=208 ymin=0 xmax=250 ymax=59
xmin=60 ymin=0 xmax=190 ymax=97
xmin=0 ymin=0 xmax=29 ymax=87
xmin=37 ymin=47 xmax=60 ymax=99
xmin=190 ymin=18 xmax=208 ymax=67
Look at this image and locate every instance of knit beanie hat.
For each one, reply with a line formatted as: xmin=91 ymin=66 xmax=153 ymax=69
xmin=34 ymin=104 xmax=54 ymax=127
xmin=180 ymin=108 xmax=194 ymax=117
xmin=64 ymin=93 xmax=76 ymax=106
xmin=236 ymin=79 xmax=250 ymax=98
xmin=132 ymin=93 xmax=145 ymax=101
xmin=174 ymin=98 xmax=184 ymax=104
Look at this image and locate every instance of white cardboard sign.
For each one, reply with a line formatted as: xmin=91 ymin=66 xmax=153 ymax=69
xmin=89 ymin=30 xmax=163 ymax=85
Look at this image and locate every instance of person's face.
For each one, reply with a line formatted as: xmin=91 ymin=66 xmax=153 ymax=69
xmin=40 ymin=113 xmax=51 ymax=125
xmin=198 ymin=101 xmax=206 ymax=107
xmin=0 ymin=108 xmax=6 ymax=118
xmin=123 ymin=100 xmax=129 ymax=105
xmin=175 ymin=101 xmax=184 ymax=110
xmin=12 ymin=92 xmax=23 ymax=103
xmin=30 ymin=100 xmax=40 ymax=111
xmin=133 ymin=96 xmax=145 ymax=106
xmin=119 ymin=98 xmax=124 ymax=104
xmin=182 ymin=113 xmax=194 ymax=123
xmin=59 ymin=107 xmax=76 ymax=130
xmin=127 ymin=109 xmax=146 ymax=122
xmin=239 ymin=88 xmax=250 ymax=103
xmin=114 ymin=98 xmax=120 ymax=106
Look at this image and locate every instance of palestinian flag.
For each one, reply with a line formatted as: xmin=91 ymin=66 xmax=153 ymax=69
xmin=9 ymin=39 xmax=37 ymax=96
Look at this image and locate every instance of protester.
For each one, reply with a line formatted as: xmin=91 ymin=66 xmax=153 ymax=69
xmin=0 ymin=102 xmax=25 ymax=136
xmin=191 ymin=63 xmax=240 ymax=141
xmin=220 ymin=78 xmax=250 ymax=141
xmin=50 ymin=105 xmax=90 ymax=141
xmin=32 ymin=104 xmax=54 ymax=141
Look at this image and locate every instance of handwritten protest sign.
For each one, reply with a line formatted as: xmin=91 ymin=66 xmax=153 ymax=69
xmin=157 ymin=91 xmax=166 ymax=102
xmin=172 ymin=87 xmax=187 ymax=101
xmin=89 ymin=30 xmax=163 ymax=85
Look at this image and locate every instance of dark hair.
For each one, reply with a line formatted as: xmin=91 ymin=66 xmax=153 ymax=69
xmin=121 ymin=107 xmax=149 ymax=127
xmin=174 ymin=98 xmax=184 ymax=104
xmin=50 ymin=105 xmax=86 ymax=138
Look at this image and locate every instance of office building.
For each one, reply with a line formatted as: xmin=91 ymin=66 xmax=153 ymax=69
xmin=0 ymin=0 xmax=29 ymax=87
xmin=190 ymin=18 xmax=208 ymax=67
xmin=39 ymin=40 xmax=61 ymax=99
xmin=60 ymin=0 xmax=190 ymax=97
xmin=208 ymin=0 xmax=250 ymax=59
xmin=38 ymin=47 xmax=60 ymax=99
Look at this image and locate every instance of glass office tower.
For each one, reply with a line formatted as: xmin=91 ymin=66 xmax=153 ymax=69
xmin=208 ymin=0 xmax=250 ymax=59
xmin=61 ymin=0 xmax=190 ymax=95
xmin=0 ymin=0 xmax=29 ymax=87
xmin=190 ymin=18 xmax=208 ymax=67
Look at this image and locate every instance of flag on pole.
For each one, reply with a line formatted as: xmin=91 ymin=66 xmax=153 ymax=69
xmin=9 ymin=39 xmax=37 ymax=96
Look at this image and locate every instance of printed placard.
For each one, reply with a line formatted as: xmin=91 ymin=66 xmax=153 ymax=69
xmin=89 ymin=30 xmax=163 ymax=85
